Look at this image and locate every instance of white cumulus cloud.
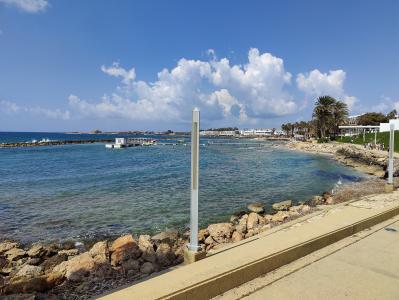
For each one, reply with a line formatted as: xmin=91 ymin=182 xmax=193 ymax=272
xmin=69 ymin=49 xmax=297 ymax=126
xmin=0 ymin=100 xmax=70 ymax=120
xmin=296 ymin=69 xmax=357 ymax=110
xmin=0 ymin=0 xmax=48 ymax=13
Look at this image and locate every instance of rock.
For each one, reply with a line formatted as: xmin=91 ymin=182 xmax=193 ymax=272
xmin=325 ymin=196 xmax=335 ymax=205
xmin=259 ymin=224 xmax=272 ymax=232
xmin=246 ymin=212 xmax=259 ymax=230
xmin=272 ymin=200 xmax=292 ymax=211
xmin=0 ymin=256 xmax=7 ymax=269
xmin=15 ymin=265 xmax=43 ymax=278
xmin=263 ymin=214 xmax=273 ymax=223
xmin=110 ymin=235 xmax=141 ymax=266
xmin=322 ymin=192 xmax=332 ymax=200
xmin=89 ymin=241 xmax=109 ymax=264
xmin=151 ymin=231 xmax=178 ymax=246
xmin=140 ymin=262 xmax=155 ymax=274
xmin=272 ymin=211 xmax=290 ymax=223
xmin=58 ymin=249 xmax=79 ymax=257
xmin=53 ymin=252 xmax=95 ymax=282
xmin=5 ymin=248 xmax=27 ymax=261
xmin=207 ymin=223 xmax=233 ymax=243
xmin=289 ymin=210 xmax=300 ymax=218
xmin=156 ymin=243 xmax=175 ymax=267
xmin=245 ymin=229 xmax=255 ymax=238
xmin=121 ymin=259 xmax=140 ymax=272
xmin=26 ymin=257 xmax=42 ymax=266
xmin=60 ymin=240 xmax=76 ymax=250
xmin=198 ymin=229 xmax=209 ymax=242
xmin=27 ymin=244 xmax=45 ymax=258
xmin=138 ymin=235 xmax=156 ymax=263
xmin=247 ymin=203 xmax=265 ymax=213
xmin=4 ymin=272 xmax=64 ymax=294
xmin=308 ymin=195 xmax=324 ymax=206
xmin=230 ymin=215 xmax=239 ymax=224
xmin=204 ymin=235 xmax=216 ymax=245
xmin=301 ymin=205 xmax=311 ymax=213
xmin=235 ymin=224 xmax=247 ymax=234
xmin=0 ymin=241 xmax=18 ymax=254
xmin=231 ymin=231 xmax=243 ymax=243
xmin=41 ymin=253 xmax=68 ymax=273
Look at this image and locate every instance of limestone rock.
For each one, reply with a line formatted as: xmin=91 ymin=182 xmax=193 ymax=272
xmin=41 ymin=253 xmax=68 ymax=273
xmin=204 ymin=235 xmax=216 ymax=245
xmin=259 ymin=224 xmax=272 ymax=232
xmin=0 ymin=241 xmax=18 ymax=254
xmin=53 ymin=252 xmax=95 ymax=282
xmin=308 ymin=195 xmax=324 ymax=206
xmin=231 ymin=231 xmax=243 ymax=243
xmin=110 ymin=235 xmax=141 ymax=266
xmin=263 ymin=214 xmax=273 ymax=223
xmin=140 ymin=262 xmax=155 ymax=274
xmin=138 ymin=235 xmax=156 ymax=263
xmin=15 ymin=265 xmax=43 ymax=278
xmin=235 ymin=224 xmax=247 ymax=234
xmin=27 ymin=244 xmax=45 ymax=258
xmin=301 ymin=205 xmax=311 ymax=213
xmin=58 ymin=249 xmax=79 ymax=257
xmin=272 ymin=211 xmax=289 ymax=223
xmin=5 ymin=248 xmax=27 ymax=261
xmin=156 ymin=243 xmax=175 ymax=267
xmin=151 ymin=231 xmax=178 ymax=246
xmin=247 ymin=203 xmax=264 ymax=213
xmin=89 ymin=241 xmax=109 ymax=264
xmin=121 ymin=259 xmax=140 ymax=272
xmin=246 ymin=212 xmax=259 ymax=230
xmin=198 ymin=229 xmax=209 ymax=242
xmin=4 ymin=272 xmax=63 ymax=294
xmin=207 ymin=223 xmax=233 ymax=243
xmin=272 ymin=200 xmax=292 ymax=211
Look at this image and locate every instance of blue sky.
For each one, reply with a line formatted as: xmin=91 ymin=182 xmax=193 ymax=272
xmin=0 ymin=0 xmax=398 ymax=131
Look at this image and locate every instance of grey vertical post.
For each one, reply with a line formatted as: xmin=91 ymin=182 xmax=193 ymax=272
xmin=363 ymin=129 xmax=366 ymax=143
xmin=388 ymin=123 xmax=395 ymax=185
xmin=189 ymin=107 xmax=200 ymax=251
xmin=374 ymin=129 xmax=377 ymax=145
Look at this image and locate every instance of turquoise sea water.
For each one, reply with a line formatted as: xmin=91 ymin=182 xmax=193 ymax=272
xmin=0 ymin=132 xmax=365 ymax=244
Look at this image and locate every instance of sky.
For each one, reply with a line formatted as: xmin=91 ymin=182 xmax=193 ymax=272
xmin=0 ymin=0 xmax=398 ymax=132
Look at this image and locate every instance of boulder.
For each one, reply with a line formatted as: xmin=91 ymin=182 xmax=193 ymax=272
xmin=230 ymin=215 xmax=239 ymax=224
xmin=140 ymin=262 xmax=155 ymax=274
xmin=308 ymin=195 xmax=324 ymax=206
xmin=235 ymin=224 xmax=247 ymax=234
xmin=325 ymin=196 xmax=335 ymax=205
xmin=58 ymin=249 xmax=79 ymax=257
xmin=272 ymin=200 xmax=292 ymax=211
xmin=5 ymin=248 xmax=27 ymax=261
xmin=245 ymin=229 xmax=255 ymax=238
xmin=204 ymin=235 xmax=216 ymax=245
xmin=156 ymin=243 xmax=175 ymax=267
xmin=121 ymin=259 xmax=140 ymax=272
xmin=263 ymin=214 xmax=273 ymax=223
xmin=151 ymin=231 xmax=178 ymax=246
xmin=259 ymin=224 xmax=272 ymax=232
xmin=301 ymin=205 xmax=311 ymax=213
xmin=198 ymin=229 xmax=209 ymax=242
xmin=110 ymin=235 xmax=141 ymax=266
xmin=247 ymin=203 xmax=265 ymax=213
xmin=89 ymin=241 xmax=109 ymax=264
xmin=0 ymin=241 xmax=18 ymax=254
xmin=40 ymin=253 xmax=68 ymax=273
xmin=3 ymin=272 xmax=64 ymax=294
xmin=52 ymin=252 xmax=95 ymax=282
xmin=207 ymin=223 xmax=233 ymax=243
xmin=27 ymin=244 xmax=45 ymax=258
xmin=15 ymin=265 xmax=43 ymax=278
xmin=231 ymin=231 xmax=243 ymax=243
xmin=138 ymin=235 xmax=156 ymax=263
xmin=246 ymin=213 xmax=259 ymax=230
xmin=272 ymin=211 xmax=290 ymax=223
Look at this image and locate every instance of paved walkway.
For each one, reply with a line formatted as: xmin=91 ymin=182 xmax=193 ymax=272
xmin=99 ymin=191 xmax=399 ymax=300
xmin=217 ymin=217 xmax=399 ymax=300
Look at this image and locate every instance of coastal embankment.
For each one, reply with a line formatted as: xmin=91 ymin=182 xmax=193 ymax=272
xmin=286 ymin=140 xmax=399 ymax=178
xmin=0 ymin=139 xmax=114 ymax=148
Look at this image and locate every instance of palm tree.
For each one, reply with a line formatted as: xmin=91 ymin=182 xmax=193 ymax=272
xmin=331 ymin=101 xmax=349 ymax=138
xmin=312 ymin=96 xmax=336 ymax=138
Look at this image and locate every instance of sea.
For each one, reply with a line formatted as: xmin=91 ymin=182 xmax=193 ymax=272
xmin=0 ymin=132 xmax=366 ymax=244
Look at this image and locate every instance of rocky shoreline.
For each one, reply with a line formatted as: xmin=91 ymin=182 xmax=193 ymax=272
xmin=285 ymin=140 xmax=399 ymax=178
xmin=1 ymin=195 xmax=340 ymax=299
xmin=1 ymin=140 xmax=398 ymax=299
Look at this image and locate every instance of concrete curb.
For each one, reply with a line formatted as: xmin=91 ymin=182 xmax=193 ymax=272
xmin=162 ymin=205 xmax=399 ymax=300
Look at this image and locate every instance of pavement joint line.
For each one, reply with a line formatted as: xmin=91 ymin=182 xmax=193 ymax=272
xmin=231 ymin=215 xmax=399 ymax=299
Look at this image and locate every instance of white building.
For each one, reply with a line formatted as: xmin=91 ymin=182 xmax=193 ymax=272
xmin=380 ymin=119 xmax=399 ymax=132
xmin=239 ymin=129 xmax=274 ymax=136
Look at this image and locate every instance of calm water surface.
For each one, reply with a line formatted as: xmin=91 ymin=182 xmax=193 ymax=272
xmin=0 ymin=132 xmax=365 ymax=244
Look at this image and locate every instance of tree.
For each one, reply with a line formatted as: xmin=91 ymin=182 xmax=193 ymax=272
xmin=331 ymin=100 xmax=349 ymax=138
xmin=386 ymin=109 xmax=398 ymax=120
xmin=312 ymin=96 xmax=336 ymax=138
xmin=357 ymin=112 xmax=388 ymax=126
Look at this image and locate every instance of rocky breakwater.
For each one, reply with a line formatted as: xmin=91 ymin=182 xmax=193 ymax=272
xmin=0 ymin=199 xmax=334 ymax=299
xmin=0 ymin=139 xmax=114 ymax=148
xmin=287 ymin=141 xmax=399 ymax=178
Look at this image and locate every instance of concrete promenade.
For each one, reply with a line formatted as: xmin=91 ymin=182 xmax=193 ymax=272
xmin=98 ymin=191 xmax=399 ymax=300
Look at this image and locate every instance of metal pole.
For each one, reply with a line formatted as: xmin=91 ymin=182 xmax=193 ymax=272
xmin=374 ymin=130 xmax=377 ymax=145
xmin=189 ymin=107 xmax=200 ymax=251
xmin=388 ymin=123 xmax=395 ymax=185
xmin=363 ymin=129 xmax=365 ymax=143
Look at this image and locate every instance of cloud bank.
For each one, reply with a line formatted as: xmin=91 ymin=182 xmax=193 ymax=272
xmin=0 ymin=0 xmax=48 ymax=12
xmin=69 ymin=48 xmax=297 ymax=125
xmin=296 ymin=69 xmax=357 ymax=109
xmin=0 ymin=100 xmax=70 ymax=120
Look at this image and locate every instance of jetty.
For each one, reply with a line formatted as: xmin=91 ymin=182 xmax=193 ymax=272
xmin=0 ymin=139 xmax=114 ymax=148
xmin=105 ymin=138 xmax=156 ymax=149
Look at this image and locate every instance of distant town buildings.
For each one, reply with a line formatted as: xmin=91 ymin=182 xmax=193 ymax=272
xmin=200 ymin=128 xmax=285 ymax=137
